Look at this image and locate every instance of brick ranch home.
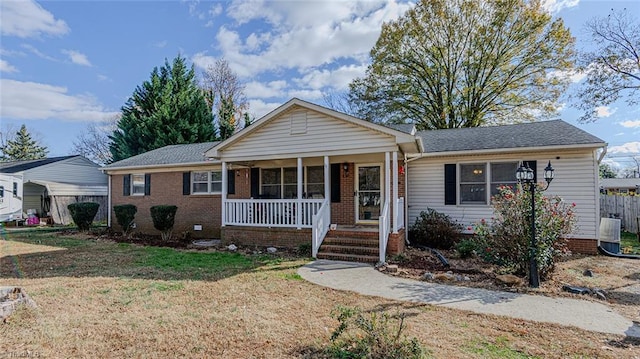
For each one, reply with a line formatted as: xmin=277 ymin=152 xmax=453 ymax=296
xmin=102 ymin=98 xmax=606 ymax=262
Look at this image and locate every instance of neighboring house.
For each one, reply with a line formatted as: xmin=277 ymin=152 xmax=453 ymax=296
xmin=102 ymin=98 xmax=606 ymax=261
xmin=0 ymin=156 xmax=108 ymax=225
xmin=600 ymin=178 xmax=640 ymax=195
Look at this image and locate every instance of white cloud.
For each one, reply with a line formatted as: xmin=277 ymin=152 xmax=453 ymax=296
xmin=153 ymin=40 xmax=168 ymax=48
xmin=1 ymin=0 xmax=69 ymax=38
xmin=245 ymin=80 xmax=287 ymax=99
xmin=0 ymin=59 xmax=18 ymax=73
xmin=247 ymin=99 xmax=281 ymax=119
xmin=21 ymin=44 xmax=58 ymax=62
xmin=620 ymin=120 xmax=640 ymax=128
xmin=609 ymin=142 xmax=640 ymax=154
xmin=192 ymin=52 xmax=218 ymax=71
xmin=62 ymin=49 xmax=92 ymax=66
xmin=97 ymin=74 xmax=110 ymax=82
xmin=0 ymin=79 xmax=119 ymax=122
xmin=209 ymin=3 xmax=223 ymax=16
xmin=217 ymin=1 xmax=412 ymax=78
xmin=542 ymin=0 xmax=580 ymax=14
xmin=295 ymin=64 xmax=368 ymax=91
xmin=595 ymin=106 xmax=615 ymax=118
xmin=548 ymin=69 xmax=586 ymax=83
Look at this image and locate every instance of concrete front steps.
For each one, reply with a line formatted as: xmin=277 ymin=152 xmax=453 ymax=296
xmin=316 ymin=228 xmax=380 ymax=263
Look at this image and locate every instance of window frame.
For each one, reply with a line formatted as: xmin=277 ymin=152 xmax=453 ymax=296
xmin=131 ymin=174 xmax=146 ymax=196
xmin=456 ymin=161 xmax=519 ymax=206
xmin=260 ymin=166 xmax=325 ymax=199
xmin=191 ymin=171 xmax=223 ymax=195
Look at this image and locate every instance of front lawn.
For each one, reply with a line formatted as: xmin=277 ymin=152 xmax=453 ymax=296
xmin=1 ymin=231 xmax=638 ymax=358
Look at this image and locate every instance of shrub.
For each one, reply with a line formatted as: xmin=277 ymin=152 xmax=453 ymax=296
xmin=327 ymin=306 xmax=427 ymax=359
xmin=113 ymin=204 xmax=137 ymax=236
xmin=150 ymin=205 xmax=178 ymax=241
xmin=408 ymin=208 xmax=462 ymax=249
xmin=473 ymin=185 xmax=576 ymax=280
xmin=297 ymin=243 xmax=312 ymax=257
xmin=67 ymin=202 xmax=100 ymax=231
xmin=455 ymin=238 xmax=476 ymax=259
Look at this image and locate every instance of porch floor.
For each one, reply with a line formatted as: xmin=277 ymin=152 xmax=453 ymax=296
xmin=331 ymin=224 xmax=378 ymax=233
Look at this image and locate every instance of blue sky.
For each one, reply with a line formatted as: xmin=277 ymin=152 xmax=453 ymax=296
xmin=1 ymin=0 xmax=639 ymax=172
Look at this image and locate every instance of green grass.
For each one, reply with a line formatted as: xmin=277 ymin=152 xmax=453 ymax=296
xmin=620 ymin=231 xmax=640 ymax=254
xmin=467 ymin=336 xmax=539 ymax=358
xmin=137 ymin=246 xmax=256 ymax=272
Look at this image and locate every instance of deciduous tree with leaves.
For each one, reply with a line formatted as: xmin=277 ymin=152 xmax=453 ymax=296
xmin=110 ymin=55 xmax=214 ymax=162
xmin=349 ymin=0 xmax=575 ymax=129
xmin=0 ymin=124 xmax=48 ymax=161
xmin=576 ymin=9 xmax=640 ymax=122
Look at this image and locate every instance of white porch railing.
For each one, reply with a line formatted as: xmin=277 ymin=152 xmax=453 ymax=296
xmin=396 ymin=197 xmax=405 ymax=230
xmin=224 ymin=199 xmax=324 ymax=228
xmin=312 ymin=198 xmax=331 ymax=258
xmin=379 ymin=201 xmax=391 ymax=263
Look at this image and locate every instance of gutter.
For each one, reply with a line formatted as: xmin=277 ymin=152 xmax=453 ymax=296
xmin=101 ymin=160 xmax=220 ymax=173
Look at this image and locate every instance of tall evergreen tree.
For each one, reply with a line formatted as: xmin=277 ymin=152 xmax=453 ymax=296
xmin=0 ymin=124 xmax=48 ymax=161
xmin=110 ymin=55 xmax=214 ymax=162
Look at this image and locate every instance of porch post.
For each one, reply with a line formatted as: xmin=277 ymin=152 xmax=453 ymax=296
xmin=323 ymin=156 xmax=330 ymax=200
xmin=297 ymin=157 xmax=303 ymax=229
xmin=392 ymin=151 xmax=398 ymax=233
xmin=385 ymin=152 xmax=391 ymax=216
xmin=221 ymin=161 xmax=227 ymax=227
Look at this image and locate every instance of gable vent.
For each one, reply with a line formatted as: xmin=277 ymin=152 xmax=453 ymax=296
xmin=290 ymin=110 xmax=307 ymax=135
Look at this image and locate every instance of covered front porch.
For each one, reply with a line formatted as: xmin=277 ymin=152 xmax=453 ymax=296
xmin=219 ymin=152 xmax=406 ymax=263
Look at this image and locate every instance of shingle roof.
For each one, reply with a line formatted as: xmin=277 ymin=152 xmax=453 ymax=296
xmin=385 ymin=123 xmax=416 ymax=134
xmin=102 ymin=142 xmax=219 ymax=169
xmin=418 ymin=120 xmax=605 ymax=153
xmin=0 ymin=155 xmax=78 ymax=173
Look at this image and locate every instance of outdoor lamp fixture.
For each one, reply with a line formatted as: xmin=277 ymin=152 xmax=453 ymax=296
xmin=343 ymin=163 xmax=349 ymax=177
xmin=516 ymin=161 xmax=555 ymax=288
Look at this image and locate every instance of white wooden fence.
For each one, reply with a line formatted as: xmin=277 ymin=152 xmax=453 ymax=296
xmin=600 ymin=195 xmax=640 ymax=233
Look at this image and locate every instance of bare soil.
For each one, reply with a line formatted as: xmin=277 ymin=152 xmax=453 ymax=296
xmin=1 ymin=231 xmax=639 ymax=358
xmin=387 ymin=246 xmax=640 ymax=324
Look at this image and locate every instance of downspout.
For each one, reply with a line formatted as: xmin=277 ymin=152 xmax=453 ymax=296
xmin=107 ymin=173 xmax=112 ymax=228
xmin=404 ymin=153 xmax=410 ymax=245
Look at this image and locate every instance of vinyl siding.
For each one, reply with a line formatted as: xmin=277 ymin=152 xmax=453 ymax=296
xmin=220 ymin=107 xmax=398 ymax=161
xmin=407 ymin=149 xmax=599 ymax=240
xmin=22 ymin=157 xmax=107 ymax=185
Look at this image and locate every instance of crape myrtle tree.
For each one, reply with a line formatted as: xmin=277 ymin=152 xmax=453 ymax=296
xmin=110 ymin=55 xmax=214 ymax=162
xmin=575 ymin=9 xmax=640 ymax=122
xmin=0 ymin=124 xmax=48 ymax=161
xmin=348 ymin=0 xmax=575 ymax=129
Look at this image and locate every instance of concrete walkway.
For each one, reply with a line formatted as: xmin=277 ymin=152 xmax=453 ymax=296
xmin=298 ymin=260 xmax=640 ymax=338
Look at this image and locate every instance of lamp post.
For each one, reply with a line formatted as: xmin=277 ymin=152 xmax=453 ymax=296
xmin=516 ymin=161 xmax=554 ymax=288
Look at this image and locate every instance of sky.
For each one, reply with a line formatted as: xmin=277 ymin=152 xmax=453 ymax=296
xmin=0 ymin=0 xmax=639 ymax=173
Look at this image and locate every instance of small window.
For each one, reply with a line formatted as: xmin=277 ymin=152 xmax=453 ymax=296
xmin=459 ymin=163 xmax=486 ymax=204
xmin=490 ymin=162 xmax=518 ymax=197
xmin=191 ymin=171 xmax=222 ymax=194
xmin=131 ymin=174 xmax=146 ymax=195
xmin=0 ymin=186 xmax=4 ymax=197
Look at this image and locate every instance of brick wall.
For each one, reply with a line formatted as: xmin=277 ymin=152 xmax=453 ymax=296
xmin=331 ymin=162 xmax=355 ymax=225
xmin=387 ymin=229 xmax=406 ymax=255
xmin=111 ymin=172 xmax=221 ymax=238
xmin=228 ymin=168 xmax=251 ymax=199
xmin=221 ymin=226 xmax=311 ymax=248
xmin=567 ymin=238 xmax=598 ymax=255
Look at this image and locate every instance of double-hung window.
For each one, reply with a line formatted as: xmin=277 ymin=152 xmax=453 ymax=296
xmin=490 ymin=162 xmax=519 ymax=197
xmin=460 ymin=163 xmax=487 ymax=204
xmin=131 ymin=174 xmax=146 ymax=196
xmin=260 ymin=166 xmax=325 ymax=199
xmin=191 ymin=171 xmax=222 ymax=194
xmin=448 ymin=161 xmax=520 ymax=205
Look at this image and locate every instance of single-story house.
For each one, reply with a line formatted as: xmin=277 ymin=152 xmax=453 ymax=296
xmin=600 ymin=178 xmax=639 ymax=195
xmin=0 ymin=155 xmax=108 ymax=224
xmin=102 ymin=98 xmax=606 ymax=261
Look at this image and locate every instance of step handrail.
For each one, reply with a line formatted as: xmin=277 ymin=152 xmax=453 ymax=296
xmin=312 ymin=198 xmax=331 ymax=258
xmin=379 ymin=201 xmax=390 ymax=264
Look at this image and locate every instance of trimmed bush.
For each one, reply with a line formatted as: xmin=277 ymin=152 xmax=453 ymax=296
xmin=150 ymin=205 xmax=178 ymax=241
xmin=67 ymin=202 xmax=100 ymax=231
xmin=113 ymin=204 xmax=137 ymax=236
xmin=455 ymin=238 xmax=477 ymax=259
xmin=408 ymin=208 xmax=462 ymax=249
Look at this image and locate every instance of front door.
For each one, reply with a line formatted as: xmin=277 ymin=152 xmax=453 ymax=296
xmin=356 ymin=165 xmax=382 ymax=223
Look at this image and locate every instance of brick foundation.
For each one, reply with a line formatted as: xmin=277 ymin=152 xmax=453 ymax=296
xmin=387 ymin=229 xmax=406 ymax=255
xmin=221 ymin=226 xmax=311 ymax=248
xmin=567 ymin=238 xmax=598 ymax=255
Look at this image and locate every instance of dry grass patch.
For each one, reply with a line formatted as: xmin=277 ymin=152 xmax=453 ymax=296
xmin=1 ymin=232 xmax=639 ymax=358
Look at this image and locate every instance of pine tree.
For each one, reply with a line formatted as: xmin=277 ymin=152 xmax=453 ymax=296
xmin=109 ymin=55 xmax=214 ymax=162
xmin=0 ymin=124 xmax=48 ymax=161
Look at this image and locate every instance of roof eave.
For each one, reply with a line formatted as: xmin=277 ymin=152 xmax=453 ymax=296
xmin=101 ymin=160 xmax=221 ymax=173
xmin=407 ymin=142 xmax=607 ymax=158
